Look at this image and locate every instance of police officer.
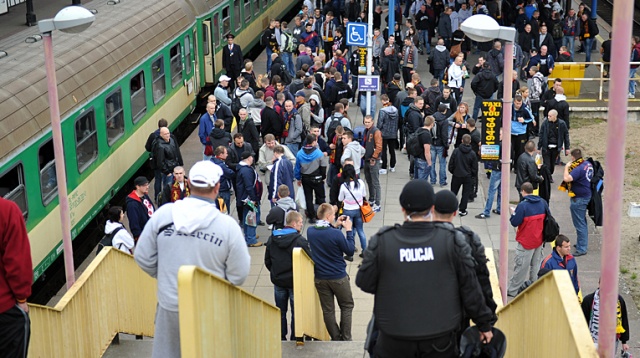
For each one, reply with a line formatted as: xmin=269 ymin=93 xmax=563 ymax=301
xmin=356 ymin=180 xmax=494 ymax=357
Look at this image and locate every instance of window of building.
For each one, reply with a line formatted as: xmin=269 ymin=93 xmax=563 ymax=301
xmin=222 ymin=7 xmax=230 ymax=38
xmin=0 ymin=164 xmax=28 ymax=219
xmin=130 ymin=71 xmax=146 ymax=123
xmin=244 ymin=0 xmax=251 ymax=22
xmin=185 ymin=35 xmax=192 ymax=75
xmin=170 ymin=44 xmax=182 ymax=88
xmin=75 ymin=110 xmax=98 ymax=173
xmin=233 ymin=0 xmax=241 ymax=31
xmin=105 ymin=88 xmax=124 ymax=145
xmin=213 ymin=13 xmax=220 ymax=47
xmin=38 ymin=140 xmax=57 ymax=205
xmin=151 ymin=56 xmax=166 ymax=104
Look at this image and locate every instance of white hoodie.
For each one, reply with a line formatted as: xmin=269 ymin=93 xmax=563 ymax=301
xmin=105 ymin=220 xmax=135 ymax=254
xmin=135 ymin=196 xmax=251 ymax=311
xmin=341 ymin=141 xmax=366 ymax=174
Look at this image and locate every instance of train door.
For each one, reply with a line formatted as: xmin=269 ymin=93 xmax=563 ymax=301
xmin=202 ymin=20 xmax=215 ymax=84
xmin=192 ymin=28 xmax=200 ymax=90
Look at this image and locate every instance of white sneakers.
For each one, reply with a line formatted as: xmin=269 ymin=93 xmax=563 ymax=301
xmin=629 ymin=93 xmax=635 ymax=99
xmin=390 ymin=167 xmax=396 ymax=173
xmin=379 ymin=169 xmax=387 ymax=175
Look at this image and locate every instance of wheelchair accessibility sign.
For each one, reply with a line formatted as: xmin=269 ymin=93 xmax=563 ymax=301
xmin=346 ymin=23 xmax=367 ymax=46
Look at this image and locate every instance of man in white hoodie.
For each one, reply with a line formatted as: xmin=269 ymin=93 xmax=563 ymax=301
xmin=340 ymin=131 xmax=365 ymax=175
xmin=135 ymin=161 xmax=251 ymax=358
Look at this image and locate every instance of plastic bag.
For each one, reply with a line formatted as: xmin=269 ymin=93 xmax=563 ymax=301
xmin=296 ymin=186 xmax=306 ymax=211
xmin=245 ymin=210 xmax=257 ymax=227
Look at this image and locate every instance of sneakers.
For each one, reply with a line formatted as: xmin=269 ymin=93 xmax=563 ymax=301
xmin=390 ymin=167 xmax=396 ymax=173
xmin=459 ymin=211 xmax=468 ymax=217
xmin=248 ymin=242 xmax=264 ymax=247
xmin=372 ymin=204 xmax=381 ymax=212
xmin=475 ymin=213 xmax=489 ymax=219
xmin=492 ymin=209 xmax=501 ymax=215
xmin=573 ymin=251 xmax=587 ymax=257
xmin=344 ymin=255 xmax=354 ymax=262
xmin=359 ymin=253 xmax=364 ymax=258
xmin=468 ymin=198 xmax=474 ymax=203
xmin=440 ymin=183 xmax=447 ymax=188
xmin=630 ymin=93 xmax=636 ymax=99
xmin=379 ymin=169 xmax=388 ymax=175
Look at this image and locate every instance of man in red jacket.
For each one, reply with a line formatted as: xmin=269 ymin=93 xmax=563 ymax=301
xmin=0 ymin=198 xmax=33 ymax=357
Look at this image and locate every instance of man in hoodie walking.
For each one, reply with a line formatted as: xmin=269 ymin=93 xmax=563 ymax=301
xmin=430 ymin=38 xmax=450 ymax=91
xmin=431 ymin=104 xmax=450 ymax=187
xmin=295 ymin=134 xmax=327 ymax=223
xmin=265 ymin=211 xmax=311 ymax=341
xmin=340 ymin=130 xmax=365 ymax=176
xmin=135 ymin=161 xmax=251 ymax=358
xmin=470 ymin=62 xmax=499 ymax=120
xmin=447 ymin=134 xmax=477 ymax=216
xmin=377 ymin=94 xmax=400 ymax=174
xmin=237 ymin=152 xmax=264 ymax=247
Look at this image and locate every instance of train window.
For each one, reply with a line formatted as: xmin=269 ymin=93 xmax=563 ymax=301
xmin=233 ymin=0 xmax=241 ymax=31
xmin=0 ymin=164 xmax=28 ymax=219
xmin=222 ymin=7 xmax=230 ymax=38
xmin=202 ymin=24 xmax=210 ymax=55
xmin=213 ymin=13 xmax=220 ymax=48
xmin=254 ymin=0 xmax=261 ymax=14
xmin=170 ymin=44 xmax=182 ymax=88
xmin=244 ymin=0 xmax=251 ymax=22
xmin=130 ymin=71 xmax=146 ymax=123
xmin=75 ymin=109 xmax=98 ymax=173
xmin=38 ymin=140 xmax=57 ymax=205
xmin=105 ymin=88 xmax=125 ymax=145
xmin=185 ymin=35 xmax=192 ymax=75
xmin=152 ymin=56 xmax=166 ymax=104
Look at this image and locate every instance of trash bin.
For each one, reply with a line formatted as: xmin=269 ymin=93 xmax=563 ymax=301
xmin=550 ymin=64 xmax=585 ymax=97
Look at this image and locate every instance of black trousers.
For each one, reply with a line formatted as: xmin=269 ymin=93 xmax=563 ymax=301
xmin=374 ymin=330 xmax=457 ymax=358
xmin=0 ymin=305 xmax=30 ymax=358
xmin=302 ymin=176 xmax=325 ymax=220
xmin=451 ymin=176 xmax=474 ymax=212
xmin=381 ymin=139 xmax=398 ymax=170
xmin=542 ymin=147 xmax=559 ymax=175
xmin=402 ymin=67 xmax=413 ymax=86
xmin=511 ymin=133 xmax=527 ymax=170
xmin=324 ymin=41 xmax=334 ymax=57
xmin=528 ymin=102 xmax=540 ymax=137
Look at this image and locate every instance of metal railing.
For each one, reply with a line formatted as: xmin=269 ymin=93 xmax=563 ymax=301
xmin=495 ymin=270 xmax=598 ymax=357
xmin=292 ymin=247 xmax=331 ymax=344
xmin=28 ymin=248 xmax=158 ymax=358
xmin=485 ymin=248 xmax=504 ymax=310
xmin=177 ymin=265 xmax=281 ymax=357
xmin=546 ymin=61 xmax=640 ymax=101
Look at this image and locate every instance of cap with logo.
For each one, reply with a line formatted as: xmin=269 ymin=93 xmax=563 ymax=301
xmin=189 ymin=161 xmax=223 ymax=188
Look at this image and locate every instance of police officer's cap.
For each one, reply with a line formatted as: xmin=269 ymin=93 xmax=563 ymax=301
xmin=399 ymin=180 xmax=434 ymax=212
xmin=434 ymin=190 xmax=458 ymax=214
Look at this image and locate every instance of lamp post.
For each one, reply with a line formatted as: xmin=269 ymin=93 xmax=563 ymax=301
xmin=365 ymin=0 xmax=374 ymax=116
xmin=461 ymin=15 xmax=515 ymax=306
xmin=38 ymin=6 xmax=95 ymax=289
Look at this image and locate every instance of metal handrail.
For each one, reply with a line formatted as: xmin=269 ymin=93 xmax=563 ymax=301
xmin=546 ymin=61 xmax=640 ymax=100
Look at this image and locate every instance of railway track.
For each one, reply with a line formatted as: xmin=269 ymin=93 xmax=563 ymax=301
xmin=598 ymin=0 xmax=640 ymax=36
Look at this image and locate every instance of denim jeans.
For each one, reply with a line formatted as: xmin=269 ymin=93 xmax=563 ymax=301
xmin=359 ymin=93 xmax=377 ymax=118
xmin=286 ymin=143 xmax=300 ymax=156
xmin=434 ymin=70 xmax=444 ymax=91
xmin=472 ymin=95 xmax=486 ymax=120
xmin=274 ymin=285 xmax=295 ymax=340
xmin=202 ymin=145 xmax=212 ymax=161
xmin=630 ymin=68 xmax=638 ymax=95
xmin=482 ymin=170 xmax=501 ymax=216
xmin=364 ymin=160 xmax=381 ymax=205
xmin=343 ymin=209 xmax=367 ymax=250
xmin=351 ymin=76 xmax=358 ymax=96
xmin=266 ymin=47 xmax=274 ymax=73
xmin=281 ymin=52 xmax=295 ymax=77
xmin=419 ymin=29 xmax=430 ymax=53
xmin=243 ymin=205 xmax=259 ymax=245
xmin=219 ymin=190 xmax=231 ymax=214
xmin=563 ymin=36 xmax=575 ymax=58
xmin=414 ymin=157 xmax=431 ymax=181
xmin=570 ymin=195 xmax=591 ymax=254
xmin=583 ymin=38 xmax=594 ymax=62
xmin=430 ymin=146 xmax=447 ymax=185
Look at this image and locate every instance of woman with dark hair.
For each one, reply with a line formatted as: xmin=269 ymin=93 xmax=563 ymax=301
xmin=105 ymin=206 xmax=135 ymax=254
xmin=337 ymin=164 xmax=368 ymax=260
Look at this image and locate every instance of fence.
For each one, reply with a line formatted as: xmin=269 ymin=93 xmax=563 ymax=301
xmin=28 ymin=247 xmax=157 ymax=358
xmin=485 ymin=248 xmax=504 ymax=309
xmin=177 ymin=265 xmax=281 ymax=357
xmin=547 ymin=61 xmax=640 ymax=100
xmin=495 ymin=270 xmax=598 ymax=357
xmin=292 ymin=247 xmax=331 ymax=344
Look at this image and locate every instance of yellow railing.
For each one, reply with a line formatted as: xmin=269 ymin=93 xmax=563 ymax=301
xmin=177 ymin=265 xmax=281 ymax=358
xmin=495 ymin=270 xmax=598 ymax=357
xmin=292 ymin=247 xmax=330 ymax=343
xmin=28 ymin=247 xmax=157 ymax=358
xmin=485 ymin=248 xmax=504 ymax=310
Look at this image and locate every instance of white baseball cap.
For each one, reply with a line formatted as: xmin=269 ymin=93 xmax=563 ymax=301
xmin=189 ymin=161 xmax=223 ymax=188
xmin=219 ymin=75 xmax=232 ymax=82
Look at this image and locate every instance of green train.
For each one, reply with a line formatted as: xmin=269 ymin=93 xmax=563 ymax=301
xmin=0 ymin=0 xmax=297 ymax=285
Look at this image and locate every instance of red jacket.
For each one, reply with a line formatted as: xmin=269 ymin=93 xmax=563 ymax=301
xmin=0 ymin=198 xmax=32 ymax=313
xmin=509 ymin=195 xmax=547 ymax=250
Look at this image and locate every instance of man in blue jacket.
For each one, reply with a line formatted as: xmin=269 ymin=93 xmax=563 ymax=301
xmin=211 ymin=146 xmax=235 ymax=213
xmin=540 ymin=235 xmax=580 ymax=294
xmin=295 ymin=134 xmax=326 ymax=224
xmin=511 ymin=95 xmax=533 ymax=170
xmin=307 ymin=203 xmax=355 ymax=341
xmin=236 ymin=152 xmax=263 ymax=247
xmin=126 ymin=176 xmax=155 ymax=242
xmin=198 ymin=102 xmax=217 ymax=160
xmin=268 ymin=146 xmax=295 ymax=205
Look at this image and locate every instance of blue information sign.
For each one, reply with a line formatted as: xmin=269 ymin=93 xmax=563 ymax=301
xmin=346 ymin=22 xmax=367 ymax=46
xmin=358 ymin=75 xmax=380 ymax=92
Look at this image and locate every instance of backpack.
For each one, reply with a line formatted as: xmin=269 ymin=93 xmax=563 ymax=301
xmin=231 ymin=91 xmax=251 ymax=116
xmin=96 ymin=227 xmax=123 ymax=255
xmin=406 ymin=127 xmax=427 ymax=157
xmin=148 ymin=137 xmax=159 ymax=170
xmin=283 ymin=32 xmax=298 ymax=53
xmin=551 ymin=21 xmax=564 ymax=39
xmin=279 ymin=64 xmax=293 ymax=84
xmin=542 ymin=206 xmax=560 ymax=243
xmin=326 ymin=115 xmax=342 ymax=142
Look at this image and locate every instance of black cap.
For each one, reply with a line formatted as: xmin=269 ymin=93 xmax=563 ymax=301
xmin=134 ymin=176 xmax=149 ymax=186
xmin=241 ymin=151 xmax=253 ymax=160
xmin=530 ymin=47 xmax=538 ymax=53
xmin=434 ymin=190 xmax=459 ymax=214
xmin=399 ymin=180 xmax=435 ymax=212
xmin=226 ymin=33 xmax=235 ymax=39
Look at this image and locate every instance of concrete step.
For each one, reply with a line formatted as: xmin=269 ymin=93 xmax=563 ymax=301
xmin=282 ymin=341 xmax=367 ymax=357
xmin=102 ymin=334 xmax=153 ymax=358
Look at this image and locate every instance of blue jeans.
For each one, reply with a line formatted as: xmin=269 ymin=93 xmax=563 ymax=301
xmin=266 ymin=47 xmax=274 ymax=73
xmin=243 ymin=205 xmax=259 ymax=245
xmin=359 ymin=93 xmax=377 ymax=118
xmin=281 ymin=52 xmax=295 ymax=77
xmin=419 ymin=29 xmax=430 ymax=53
xmin=343 ymin=209 xmax=367 ymax=250
xmin=583 ymin=38 xmax=594 ymax=62
xmin=570 ymin=196 xmax=591 ymax=253
xmin=430 ymin=146 xmax=447 ymax=185
xmin=414 ymin=157 xmax=431 ymax=181
xmin=472 ymin=95 xmax=486 ymax=120
xmin=481 ymin=170 xmax=501 ymax=216
xmin=434 ymin=69 xmax=444 ymax=91
xmin=286 ymin=143 xmax=300 ymax=155
xmin=563 ymin=36 xmax=575 ymax=58
xmin=274 ymin=285 xmax=295 ymax=340
xmin=630 ymin=68 xmax=638 ymax=95
xmin=351 ymin=75 xmax=358 ymax=96
xmin=203 ymin=145 xmax=212 ymax=161
xmin=219 ymin=190 xmax=231 ymax=214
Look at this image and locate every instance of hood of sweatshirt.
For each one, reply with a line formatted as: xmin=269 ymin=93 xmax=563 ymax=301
xmin=459 ymin=144 xmax=472 ymax=154
xmin=554 ymin=94 xmax=567 ymax=101
xmin=272 ymin=228 xmax=302 ymax=248
xmin=211 ymin=127 xmax=227 ymax=139
xmin=435 ymin=45 xmax=447 ymax=52
xmin=345 ymin=140 xmax=364 ymax=155
xmin=402 ymin=96 xmax=415 ymax=106
xmin=105 ymin=220 xmax=124 ymax=234
xmin=171 ymin=197 xmax=221 ymax=234
xmin=248 ymin=98 xmax=266 ymax=109
xmin=426 ymin=86 xmax=441 ymax=97
xmin=381 ymin=105 xmax=398 ymax=116
xmin=524 ymin=195 xmax=542 ymax=204
xmin=309 ymin=94 xmax=320 ymax=104
xmin=276 ymin=197 xmax=297 ymax=211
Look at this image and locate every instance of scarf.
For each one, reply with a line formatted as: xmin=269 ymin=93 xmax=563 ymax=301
xmin=283 ymin=108 xmax=298 ymax=137
xmin=588 ymin=289 xmax=625 ymax=344
xmin=314 ymin=219 xmax=332 ymax=228
xmin=171 ymin=181 xmax=190 ymax=202
xmin=559 ymin=157 xmax=583 ymax=197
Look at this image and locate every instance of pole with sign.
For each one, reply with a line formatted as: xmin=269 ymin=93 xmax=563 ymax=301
xmin=365 ymin=0 xmax=374 ymax=116
xmin=480 ymin=101 xmax=502 ymax=161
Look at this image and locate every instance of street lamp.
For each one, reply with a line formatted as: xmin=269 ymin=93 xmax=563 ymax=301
xmin=38 ymin=6 xmax=95 ymax=289
xmin=461 ymin=15 xmax=515 ymax=306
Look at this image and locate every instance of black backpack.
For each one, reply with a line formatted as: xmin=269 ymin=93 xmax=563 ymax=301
xmin=231 ymin=92 xmax=251 ymax=117
xmin=279 ymin=64 xmax=293 ymax=84
xmin=326 ymin=115 xmax=342 ymax=142
xmin=406 ymin=128 xmax=427 ymax=157
xmin=96 ymin=227 xmax=123 ymax=255
xmin=542 ymin=205 xmax=560 ymax=243
xmin=552 ymin=21 xmax=564 ymax=39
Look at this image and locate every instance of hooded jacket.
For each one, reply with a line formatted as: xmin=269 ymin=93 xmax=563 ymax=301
xmin=247 ymin=98 xmax=266 ymax=125
xmin=328 ymin=81 xmax=354 ymax=106
xmin=486 ymin=48 xmax=504 ymax=77
xmin=422 ymin=86 xmax=442 ymax=115
xmin=341 ymin=141 xmax=366 ymax=174
xmin=105 ymin=220 xmax=135 ymax=254
xmin=448 ymin=144 xmax=478 ymax=178
xmin=260 ymin=106 xmax=283 ymax=138
xmin=510 ymin=194 xmax=547 ymax=250
xmin=268 ymin=156 xmax=295 ymax=202
xmin=386 ymin=81 xmax=402 ymax=104
xmin=209 ymin=127 xmax=232 ymax=152
xmin=294 ymin=146 xmax=325 ymax=180
xmin=126 ymin=191 xmax=155 ymax=239
xmin=134 ymin=197 xmax=251 ymax=311
xmin=237 ymin=161 xmax=261 ymax=203
xmin=265 ymin=228 xmax=311 ymax=288
xmin=211 ymin=156 xmax=235 ymax=192
xmin=545 ymin=94 xmax=571 ymax=128
xmin=430 ymin=45 xmax=449 ymax=71
xmin=377 ymin=105 xmax=400 ymax=139
xmin=471 ymin=68 xmax=499 ymax=99
xmin=511 ymin=103 xmax=534 ymax=136
xmin=433 ymin=112 xmax=450 ymax=147
xmin=266 ymin=197 xmax=298 ymax=230
xmin=404 ymin=104 xmax=424 ymax=134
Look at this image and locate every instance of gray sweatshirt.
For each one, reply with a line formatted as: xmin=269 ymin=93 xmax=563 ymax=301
xmin=341 ymin=140 xmax=365 ymax=174
xmin=135 ymin=196 xmax=251 ymax=312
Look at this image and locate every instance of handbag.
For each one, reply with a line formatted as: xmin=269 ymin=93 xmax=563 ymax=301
xmin=344 ymin=182 xmax=375 ymax=223
xmin=204 ymin=136 xmax=213 ymax=156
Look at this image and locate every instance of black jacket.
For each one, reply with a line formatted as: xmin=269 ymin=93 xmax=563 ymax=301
xmin=270 ymin=57 xmax=286 ymax=81
xmin=328 ymin=81 xmax=354 ymax=107
xmin=380 ymin=56 xmax=401 ymax=82
xmin=265 ymin=228 xmax=311 ymax=288
xmin=434 ymin=94 xmax=457 ymax=117
xmin=448 ymin=144 xmax=477 ymax=178
xmin=215 ymin=103 xmax=234 ymax=132
xmin=545 ymin=98 xmax=571 ymax=128
xmin=226 ymin=143 xmax=253 ymax=171
xmin=497 ymin=79 xmax=521 ymax=99
xmin=239 ymin=119 xmax=260 ymax=156
xmin=433 ymin=112 xmax=450 ymax=147
xmin=404 ymin=104 xmax=424 ymax=134
xmin=471 ymin=68 xmax=499 ymax=99
xmin=261 ymin=106 xmax=283 ymax=138
xmin=386 ymin=81 xmax=402 ymax=105
xmin=538 ymin=119 xmax=570 ymax=152
xmin=209 ymin=127 xmax=232 ymax=152
xmin=422 ymin=86 xmax=441 ymax=115
xmin=515 ymin=152 xmax=543 ymax=190
xmin=154 ymin=138 xmax=183 ymax=175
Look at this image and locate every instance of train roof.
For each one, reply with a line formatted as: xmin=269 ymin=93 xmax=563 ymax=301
xmin=0 ymin=0 xmax=198 ymax=163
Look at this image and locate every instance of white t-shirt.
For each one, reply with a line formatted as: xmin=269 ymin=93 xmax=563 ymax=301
xmin=338 ymin=180 xmax=367 ymax=211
